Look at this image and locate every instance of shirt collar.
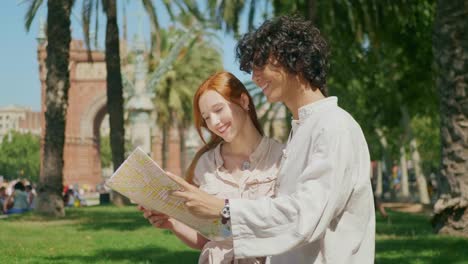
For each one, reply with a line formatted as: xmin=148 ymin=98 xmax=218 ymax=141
xmin=213 ymin=136 xmax=269 ymax=169
xmin=292 ymin=96 xmax=338 ymax=124
xmin=249 ymin=136 xmax=269 ymax=162
xmin=214 ymin=143 xmax=224 ymax=169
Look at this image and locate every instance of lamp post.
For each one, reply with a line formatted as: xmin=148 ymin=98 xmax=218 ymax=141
xmin=126 ymin=15 xmax=154 ymax=155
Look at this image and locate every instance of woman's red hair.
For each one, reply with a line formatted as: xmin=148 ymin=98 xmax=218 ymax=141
xmin=185 ymin=72 xmax=264 ymax=184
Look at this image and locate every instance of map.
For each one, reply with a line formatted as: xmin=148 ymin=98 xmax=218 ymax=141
xmin=105 ymin=148 xmax=229 ymax=241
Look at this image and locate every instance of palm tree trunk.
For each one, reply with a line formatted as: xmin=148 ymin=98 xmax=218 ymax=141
xmin=376 ymin=161 xmax=383 ymax=197
xmin=401 ymin=106 xmax=430 ymax=204
xmin=398 ymin=107 xmax=411 ymax=201
xmin=375 ymin=127 xmax=393 ymax=195
xmin=178 ymin=122 xmax=187 ymax=173
xmin=162 ymin=123 xmax=169 ymax=169
xmin=36 ymin=0 xmax=73 ymax=217
xmin=409 ymin=138 xmax=431 ymax=204
xmin=103 ymin=0 xmax=129 ymax=206
xmin=399 ymin=145 xmax=410 ymax=199
xmin=432 ymin=0 xmax=468 ymax=236
xmin=305 ymin=0 xmax=317 ymax=23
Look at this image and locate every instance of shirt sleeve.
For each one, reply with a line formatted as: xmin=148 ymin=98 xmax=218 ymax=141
xmin=230 ymin=128 xmax=357 ymax=258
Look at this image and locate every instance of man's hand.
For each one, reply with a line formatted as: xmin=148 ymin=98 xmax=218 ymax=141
xmin=166 ymin=172 xmax=225 ymax=219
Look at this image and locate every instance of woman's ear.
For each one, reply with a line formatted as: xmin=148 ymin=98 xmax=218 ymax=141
xmin=241 ymin=93 xmax=250 ymax=111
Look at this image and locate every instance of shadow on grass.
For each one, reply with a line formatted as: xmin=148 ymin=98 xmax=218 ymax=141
xmin=376 ymin=237 xmax=468 ymax=264
xmin=68 ymin=206 xmax=150 ymax=232
xmin=41 ymin=245 xmax=199 ymax=264
xmin=376 ymin=210 xmax=468 ymax=264
xmin=376 ymin=210 xmax=433 ymax=236
xmin=3 ymin=205 xmax=151 ymax=231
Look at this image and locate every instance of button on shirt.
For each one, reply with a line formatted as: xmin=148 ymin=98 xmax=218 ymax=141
xmin=230 ymin=97 xmax=376 ymax=264
xmin=193 ymin=136 xmax=285 ymax=264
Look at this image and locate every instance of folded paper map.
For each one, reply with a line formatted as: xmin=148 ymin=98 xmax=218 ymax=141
xmin=105 ymin=147 xmax=229 ymax=241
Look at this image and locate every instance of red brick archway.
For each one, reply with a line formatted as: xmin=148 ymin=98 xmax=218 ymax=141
xmin=38 ymin=40 xmax=183 ymax=191
xmin=38 ymin=40 xmax=107 ymax=190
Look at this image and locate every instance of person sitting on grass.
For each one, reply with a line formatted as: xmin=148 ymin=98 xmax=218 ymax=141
xmin=0 ymin=186 xmax=8 ymax=214
xmin=4 ymin=181 xmax=30 ymax=214
xmin=25 ymin=184 xmax=36 ymax=210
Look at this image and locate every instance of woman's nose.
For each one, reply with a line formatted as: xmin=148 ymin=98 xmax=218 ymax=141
xmin=209 ymin=115 xmax=220 ymax=127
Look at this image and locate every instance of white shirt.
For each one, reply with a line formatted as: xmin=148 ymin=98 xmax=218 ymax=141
xmin=230 ymin=97 xmax=375 ymax=264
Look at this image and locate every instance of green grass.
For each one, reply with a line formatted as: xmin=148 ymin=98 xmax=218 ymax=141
xmin=0 ymin=206 xmax=198 ymax=264
xmin=0 ymin=206 xmax=467 ymax=264
xmin=376 ymin=210 xmax=468 ymax=264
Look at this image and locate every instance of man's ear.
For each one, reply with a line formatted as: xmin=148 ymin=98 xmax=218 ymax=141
xmin=241 ymin=93 xmax=250 ymax=111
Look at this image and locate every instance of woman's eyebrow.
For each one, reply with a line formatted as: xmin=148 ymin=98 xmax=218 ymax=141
xmin=211 ymin=103 xmax=224 ymax=109
xmin=201 ymin=102 xmax=224 ymax=116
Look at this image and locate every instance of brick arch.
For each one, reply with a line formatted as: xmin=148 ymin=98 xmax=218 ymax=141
xmin=38 ymin=40 xmax=187 ymax=191
xmin=39 ymin=40 xmax=108 ymax=190
xmin=80 ymin=92 xmax=107 ymax=141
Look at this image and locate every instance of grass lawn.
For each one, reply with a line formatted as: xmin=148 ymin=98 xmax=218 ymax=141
xmin=0 ymin=206 xmax=198 ymax=264
xmin=376 ymin=210 xmax=468 ymax=264
xmin=1 ymin=205 xmax=467 ymax=264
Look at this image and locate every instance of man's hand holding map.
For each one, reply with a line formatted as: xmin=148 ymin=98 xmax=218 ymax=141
xmin=105 ymin=147 xmax=228 ymax=241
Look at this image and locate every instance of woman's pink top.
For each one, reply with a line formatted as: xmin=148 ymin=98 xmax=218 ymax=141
xmin=193 ymin=137 xmax=284 ymax=264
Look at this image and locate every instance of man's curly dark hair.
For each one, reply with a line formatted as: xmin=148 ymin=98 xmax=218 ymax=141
xmin=236 ymin=15 xmax=330 ymax=95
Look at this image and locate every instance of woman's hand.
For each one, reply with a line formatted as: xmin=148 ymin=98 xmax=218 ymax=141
xmin=138 ymin=205 xmax=175 ymax=230
xmin=166 ymin=172 xmax=225 ymax=219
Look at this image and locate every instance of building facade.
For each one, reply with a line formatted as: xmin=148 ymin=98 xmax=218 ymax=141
xmin=36 ymin=37 xmax=200 ymax=191
xmin=0 ymin=105 xmax=41 ymax=142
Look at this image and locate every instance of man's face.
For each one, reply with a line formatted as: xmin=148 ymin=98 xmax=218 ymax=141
xmin=251 ymin=58 xmax=293 ymax=103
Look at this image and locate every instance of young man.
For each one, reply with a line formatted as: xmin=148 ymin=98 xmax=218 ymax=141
xmin=164 ymin=15 xmax=375 ymax=263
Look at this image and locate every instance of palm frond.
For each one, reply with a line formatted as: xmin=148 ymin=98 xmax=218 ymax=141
xmin=247 ymin=0 xmax=256 ymax=31
xmin=180 ymin=0 xmax=206 ymax=23
xmin=94 ymin=0 xmax=99 ymax=48
xmin=82 ymin=0 xmax=93 ymax=49
xmin=162 ymin=0 xmax=176 ymax=21
xmin=141 ymin=0 xmax=162 ymax=60
xmin=24 ymin=0 xmax=44 ymax=32
xmin=146 ymin=25 xmax=200 ymax=89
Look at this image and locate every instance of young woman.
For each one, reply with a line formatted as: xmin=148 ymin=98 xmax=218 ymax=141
xmin=140 ymin=71 xmax=284 ymax=264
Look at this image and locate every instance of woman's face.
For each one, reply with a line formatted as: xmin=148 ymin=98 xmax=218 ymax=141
xmin=198 ymin=90 xmax=248 ymax=142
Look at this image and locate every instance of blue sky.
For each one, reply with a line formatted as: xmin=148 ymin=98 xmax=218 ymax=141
xmin=0 ymin=1 xmax=266 ymax=111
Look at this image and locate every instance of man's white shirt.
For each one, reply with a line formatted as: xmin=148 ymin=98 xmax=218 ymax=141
xmin=230 ymin=97 xmax=375 ymax=264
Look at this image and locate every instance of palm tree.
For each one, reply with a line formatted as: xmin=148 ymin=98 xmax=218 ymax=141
xmin=152 ymin=26 xmax=222 ymax=172
xmin=24 ymin=0 xmax=208 ymax=207
xmin=100 ymin=0 xmax=129 ymax=205
xmin=24 ymin=0 xmax=74 ymax=216
xmin=81 ymin=0 xmax=205 ymax=204
xmin=432 ymin=0 xmax=468 ymax=236
xmin=269 ymin=0 xmax=437 ymax=204
xmin=206 ymin=0 xmax=260 ymax=37
xmin=26 ymin=0 xmax=132 ymax=206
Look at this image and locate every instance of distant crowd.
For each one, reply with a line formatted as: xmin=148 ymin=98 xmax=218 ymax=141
xmin=0 ymin=180 xmax=36 ymax=215
xmin=0 ymin=179 xmax=92 ymax=216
